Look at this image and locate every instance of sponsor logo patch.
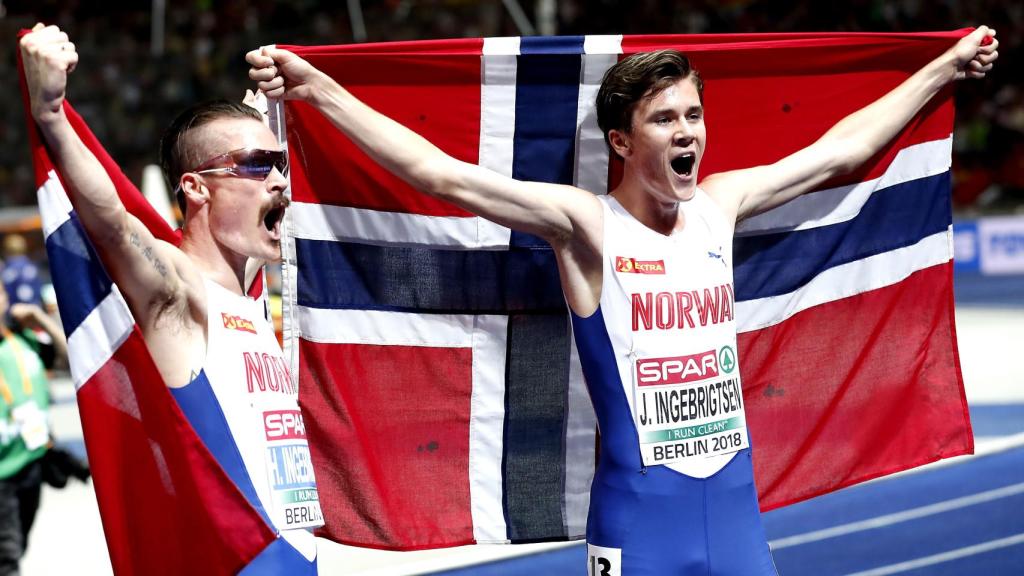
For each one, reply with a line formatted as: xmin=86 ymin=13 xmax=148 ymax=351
xmin=718 ymin=345 xmax=737 ymax=374
xmin=636 ymin=350 xmax=719 ymax=386
xmin=264 ymin=409 xmax=307 ymax=441
xmin=222 ymin=312 xmax=257 ymax=334
xmin=615 ymin=256 xmax=665 ymax=274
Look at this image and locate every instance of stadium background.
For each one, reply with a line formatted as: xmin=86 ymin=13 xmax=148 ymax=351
xmin=0 ymin=0 xmax=1021 ymax=219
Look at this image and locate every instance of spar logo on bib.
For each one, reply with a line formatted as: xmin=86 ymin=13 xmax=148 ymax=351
xmin=719 ymin=346 xmax=737 ymax=374
xmin=615 ymin=256 xmax=665 ymax=275
xmin=264 ymin=409 xmax=307 ymax=440
xmin=222 ymin=313 xmax=257 ymax=334
xmin=636 ymin=350 xmax=719 ymax=386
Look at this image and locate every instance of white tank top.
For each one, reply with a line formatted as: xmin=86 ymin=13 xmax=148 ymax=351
xmin=202 ymin=278 xmax=323 ymax=549
xmin=598 ymin=191 xmax=749 ymax=478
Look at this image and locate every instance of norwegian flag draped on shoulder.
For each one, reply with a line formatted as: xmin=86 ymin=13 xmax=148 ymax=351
xmin=279 ymin=31 xmax=973 ymax=550
xmin=15 ymin=42 xmax=307 ymax=575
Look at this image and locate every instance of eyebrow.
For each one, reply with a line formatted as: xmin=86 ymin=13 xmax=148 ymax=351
xmin=647 ymin=107 xmax=677 ymax=118
xmin=647 ymin=105 xmax=704 ymax=119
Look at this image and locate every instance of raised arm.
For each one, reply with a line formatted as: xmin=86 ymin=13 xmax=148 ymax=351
xmin=246 ymin=48 xmax=602 ymax=249
xmin=703 ymin=26 xmax=999 ymax=223
xmin=20 ymin=25 xmax=192 ymax=330
xmin=248 ymin=47 xmax=608 ymax=314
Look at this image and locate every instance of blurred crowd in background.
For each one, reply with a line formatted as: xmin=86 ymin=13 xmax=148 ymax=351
xmin=0 ymin=0 xmax=1021 ymax=280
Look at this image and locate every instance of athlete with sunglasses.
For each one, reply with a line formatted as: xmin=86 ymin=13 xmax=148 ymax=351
xmin=21 ymin=24 xmax=321 ymax=571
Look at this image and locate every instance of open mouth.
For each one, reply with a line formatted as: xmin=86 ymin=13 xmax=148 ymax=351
xmin=262 ymin=202 xmax=287 ymax=234
xmin=671 ymin=153 xmax=696 ymax=177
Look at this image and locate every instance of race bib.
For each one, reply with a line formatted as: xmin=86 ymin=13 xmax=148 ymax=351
xmin=12 ymin=401 xmax=49 ymax=451
xmin=632 ymin=346 xmax=749 ymax=466
xmin=261 ymin=408 xmax=324 ymax=530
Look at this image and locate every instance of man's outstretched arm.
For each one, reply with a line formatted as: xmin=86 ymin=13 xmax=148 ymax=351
xmin=246 ymin=47 xmax=603 ymax=250
xmin=21 ymin=25 xmax=192 ymax=330
xmin=703 ymin=26 xmax=999 ymax=223
xmin=247 ymin=47 xmax=605 ymax=314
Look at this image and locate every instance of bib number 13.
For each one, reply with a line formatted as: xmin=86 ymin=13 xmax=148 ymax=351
xmin=587 ymin=544 xmax=621 ymax=576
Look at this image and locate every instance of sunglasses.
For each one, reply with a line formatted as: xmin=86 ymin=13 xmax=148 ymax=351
xmin=175 ymin=147 xmax=288 ymax=192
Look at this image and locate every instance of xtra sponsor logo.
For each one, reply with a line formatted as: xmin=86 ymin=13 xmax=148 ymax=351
xmin=264 ymin=409 xmax=306 ymax=441
xmin=222 ymin=313 xmax=257 ymax=334
xmin=636 ymin=350 xmax=718 ymax=386
xmin=615 ymin=256 xmax=666 ymax=275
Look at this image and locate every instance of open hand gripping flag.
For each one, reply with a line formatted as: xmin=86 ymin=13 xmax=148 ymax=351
xmin=278 ymin=31 xmax=973 ymax=550
xmin=17 ymin=38 xmax=314 ymax=575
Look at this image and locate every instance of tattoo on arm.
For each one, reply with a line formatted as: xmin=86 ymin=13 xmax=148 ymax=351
xmin=130 ymin=231 xmax=169 ymax=277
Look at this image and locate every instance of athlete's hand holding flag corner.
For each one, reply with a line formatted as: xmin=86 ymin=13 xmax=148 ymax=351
xmin=701 ymin=25 xmax=998 ymax=223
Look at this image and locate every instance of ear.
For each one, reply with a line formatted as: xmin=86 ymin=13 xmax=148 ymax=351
xmin=179 ymin=173 xmax=211 ymax=209
xmin=608 ymin=128 xmax=631 ymax=158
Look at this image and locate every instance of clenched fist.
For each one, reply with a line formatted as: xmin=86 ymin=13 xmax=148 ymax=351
xmin=20 ymin=23 xmax=79 ymax=125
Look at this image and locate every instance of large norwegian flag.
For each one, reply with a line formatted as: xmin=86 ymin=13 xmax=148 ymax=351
xmin=17 ymin=40 xmax=315 ymax=574
xmin=281 ymin=31 xmax=973 ymax=551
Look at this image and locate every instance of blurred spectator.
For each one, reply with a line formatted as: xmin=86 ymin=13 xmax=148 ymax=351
xmin=0 ymin=279 xmax=68 ymax=576
xmin=0 ymin=236 xmax=42 ymax=310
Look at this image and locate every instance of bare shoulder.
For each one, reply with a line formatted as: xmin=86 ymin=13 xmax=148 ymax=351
xmin=545 ymin=183 xmax=605 ymax=244
xmin=700 ymin=172 xmax=744 ymax=222
xmin=700 ymin=166 xmax=774 ymax=224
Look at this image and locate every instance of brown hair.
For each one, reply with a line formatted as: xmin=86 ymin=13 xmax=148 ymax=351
xmin=158 ymin=100 xmax=263 ymax=217
xmin=596 ymin=50 xmax=703 ymax=155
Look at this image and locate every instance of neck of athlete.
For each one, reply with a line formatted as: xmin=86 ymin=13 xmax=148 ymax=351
xmin=179 ymin=219 xmax=249 ymax=296
xmin=611 ymin=175 xmax=686 ymax=237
